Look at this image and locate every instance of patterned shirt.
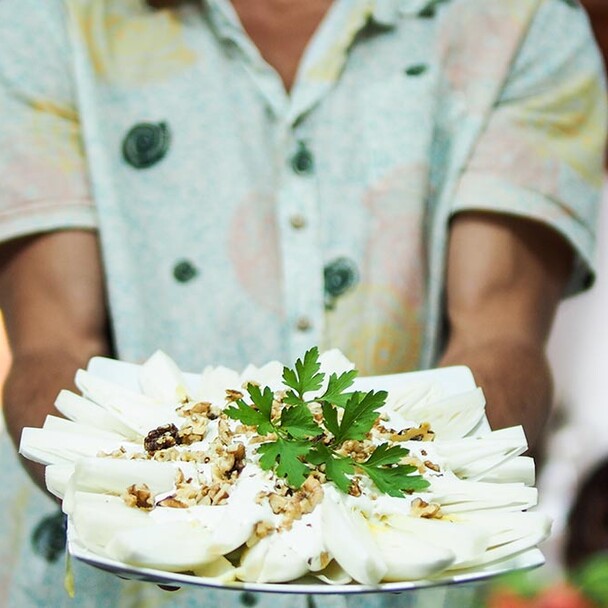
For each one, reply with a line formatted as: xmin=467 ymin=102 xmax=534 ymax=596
xmin=0 ymin=0 xmax=605 ymax=606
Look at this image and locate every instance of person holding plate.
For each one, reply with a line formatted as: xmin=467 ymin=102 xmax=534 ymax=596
xmin=0 ymin=0 xmax=605 ymax=607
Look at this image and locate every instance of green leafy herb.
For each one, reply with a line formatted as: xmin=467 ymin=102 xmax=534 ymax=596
xmin=309 ymin=444 xmax=355 ymax=494
xmin=282 ymin=346 xmax=324 ymax=400
xmin=361 ymin=443 xmax=409 ymax=467
xmin=257 ymin=438 xmax=312 ymax=488
xmin=328 ymin=390 xmax=388 ymax=444
xmin=358 ymin=444 xmax=430 ymax=497
xmin=280 ymin=404 xmax=322 ymax=439
xmin=320 ymin=369 xmax=358 ymax=406
xmin=224 ymin=396 xmax=274 ymax=435
xmin=360 ymin=464 xmax=429 ymax=497
xmin=225 ymin=347 xmax=429 ymax=497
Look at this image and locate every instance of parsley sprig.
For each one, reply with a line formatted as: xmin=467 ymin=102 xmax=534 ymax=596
xmin=225 ymin=347 xmax=430 ymax=497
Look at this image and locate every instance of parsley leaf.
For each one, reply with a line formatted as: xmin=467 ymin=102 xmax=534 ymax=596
xmin=332 ymin=390 xmax=387 ymax=444
xmin=321 ymin=401 xmax=340 ymax=438
xmin=257 ymin=438 xmax=312 ymax=488
xmin=358 ymin=444 xmax=430 ymax=497
xmin=309 ymin=444 xmax=355 ymax=494
xmin=280 ymin=403 xmax=322 ymax=439
xmin=225 ymin=383 xmax=275 ymax=435
xmin=282 ymin=347 xmax=324 ymax=399
xmin=362 ymin=443 xmax=409 ymax=467
xmin=359 ymin=464 xmax=430 ymax=497
xmin=225 ymin=398 xmax=274 ymax=435
xmin=320 ymin=370 xmax=358 ymax=407
xmin=247 ymin=384 xmax=274 ymax=420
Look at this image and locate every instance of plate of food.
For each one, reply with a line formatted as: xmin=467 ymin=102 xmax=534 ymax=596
xmin=19 ymin=347 xmax=550 ymax=594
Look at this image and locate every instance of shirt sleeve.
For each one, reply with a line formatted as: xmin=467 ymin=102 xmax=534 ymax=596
xmin=0 ymin=0 xmax=97 ymax=245
xmin=451 ymin=0 xmax=607 ymax=295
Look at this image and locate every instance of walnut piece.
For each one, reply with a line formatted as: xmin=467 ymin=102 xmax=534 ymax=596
xmin=266 ymin=474 xmax=325 ymax=531
xmin=401 ymin=456 xmax=426 ymax=474
xmin=144 ymin=424 xmax=180 ymax=453
xmin=246 ymin=521 xmax=275 ymax=546
xmin=423 ymin=460 xmax=441 ymax=473
xmin=122 ymin=483 xmax=154 ymax=510
xmin=157 ymin=496 xmax=189 ymax=509
xmin=337 ymin=439 xmax=375 ymax=462
xmin=391 ymin=422 xmax=435 ymax=442
xmin=348 ymin=477 xmax=362 ymax=497
xmin=97 ymin=446 xmax=127 ymax=459
xmin=178 ymin=414 xmax=209 ymax=445
xmin=225 ymin=389 xmax=244 ymax=402
xmin=177 ymin=399 xmax=220 ymax=421
xmin=410 ymin=497 xmax=443 ymax=519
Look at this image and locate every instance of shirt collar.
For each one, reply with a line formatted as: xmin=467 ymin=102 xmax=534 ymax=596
xmin=204 ymin=0 xmax=441 ymax=33
xmin=371 ymin=0 xmax=441 ymax=26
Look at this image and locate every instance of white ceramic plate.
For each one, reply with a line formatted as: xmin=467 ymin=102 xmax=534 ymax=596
xmin=68 ymin=528 xmax=543 ymax=594
xmin=63 ymin=360 xmax=539 ymax=593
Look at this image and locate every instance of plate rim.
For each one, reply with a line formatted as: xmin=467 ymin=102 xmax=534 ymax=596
xmin=67 ymin=532 xmax=545 ymax=595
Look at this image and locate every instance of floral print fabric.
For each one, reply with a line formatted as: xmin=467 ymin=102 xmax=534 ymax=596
xmin=0 ymin=0 xmax=605 ymax=606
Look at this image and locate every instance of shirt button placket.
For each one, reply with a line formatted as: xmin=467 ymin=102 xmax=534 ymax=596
xmin=289 ymin=213 xmax=307 ymax=230
xmin=279 ymin=136 xmax=323 ymax=360
xmin=290 ymin=141 xmax=315 ymax=175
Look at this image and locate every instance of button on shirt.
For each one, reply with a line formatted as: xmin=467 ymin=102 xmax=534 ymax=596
xmin=0 ymin=0 xmax=605 ymax=607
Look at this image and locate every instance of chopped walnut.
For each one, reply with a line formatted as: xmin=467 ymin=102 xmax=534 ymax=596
xmin=157 ymin=496 xmax=189 ymax=509
xmin=177 ymin=400 xmax=219 ymax=420
xmin=122 ymin=483 xmax=154 ymax=510
xmin=310 ymin=469 xmax=327 ymax=484
xmin=268 ymin=492 xmax=290 ymax=515
xmin=152 ymin=447 xmax=181 ymax=462
xmin=423 ymin=460 xmax=441 ymax=473
xmin=374 ymin=422 xmax=392 ymax=435
xmin=217 ymin=416 xmax=232 ymax=445
xmin=336 ymin=439 xmax=375 ymax=462
xmin=410 ymin=497 xmax=443 ymax=519
xmin=178 ymin=414 xmax=209 ymax=445
xmin=179 ymin=450 xmax=210 ymax=463
xmin=254 ymin=520 xmax=275 ymax=538
xmin=401 ymin=456 xmax=426 ymax=474
xmin=97 ymin=446 xmax=127 ymax=459
xmin=308 ymin=401 xmax=323 ymax=423
xmin=265 ymin=474 xmax=324 ymax=530
xmin=348 ymin=478 xmax=362 ymax=497
xmin=249 ymin=433 xmax=278 ymax=445
xmin=144 ymin=424 xmax=180 ymax=453
xmin=391 ymin=422 xmax=435 ymax=442
xmin=225 ymin=389 xmax=244 ymax=402
xmin=207 ymin=482 xmax=231 ymax=505
xmin=210 ymin=440 xmax=246 ymax=480
xmin=227 ymin=443 xmax=246 ymax=475
xmin=271 ymin=399 xmax=283 ymax=421
xmin=297 ymin=475 xmax=324 ymax=517
xmin=247 ymin=521 xmax=275 ymax=547
xmin=255 ymin=491 xmax=269 ymax=505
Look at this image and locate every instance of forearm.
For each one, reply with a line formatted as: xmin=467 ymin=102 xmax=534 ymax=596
xmin=439 ymin=337 xmax=552 ymax=451
xmin=3 ymin=347 xmax=106 ymax=492
xmin=0 ymin=231 xmax=111 ymax=493
xmin=442 ymin=211 xmax=573 ymax=452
